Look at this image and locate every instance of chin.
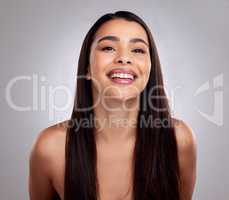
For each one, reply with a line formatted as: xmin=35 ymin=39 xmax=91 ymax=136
xmin=104 ymin=89 xmax=140 ymax=101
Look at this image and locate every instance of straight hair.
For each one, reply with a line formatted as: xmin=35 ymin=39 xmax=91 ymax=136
xmin=64 ymin=10 xmax=181 ymax=200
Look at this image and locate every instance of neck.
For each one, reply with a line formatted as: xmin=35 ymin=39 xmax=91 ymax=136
xmin=93 ymin=96 xmax=140 ymax=144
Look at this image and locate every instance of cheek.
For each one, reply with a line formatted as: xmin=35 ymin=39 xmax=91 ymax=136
xmin=145 ymin=56 xmax=151 ymax=72
xmin=139 ymin=59 xmax=151 ymax=87
xmin=90 ymin=52 xmax=114 ymax=74
xmin=137 ymin=57 xmax=151 ymax=74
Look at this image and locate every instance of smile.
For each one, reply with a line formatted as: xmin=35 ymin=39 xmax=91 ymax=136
xmin=110 ymin=73 xmax=134 ymax=80
xmin=107 ymin=68 xmax=137 ymax=85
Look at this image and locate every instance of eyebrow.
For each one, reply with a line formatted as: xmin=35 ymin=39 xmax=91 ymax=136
xmin=97 ymin=35 xmax=149 ymax=47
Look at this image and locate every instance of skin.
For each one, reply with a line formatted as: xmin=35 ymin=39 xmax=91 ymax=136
xmin=86 ymin=19 xmax=151 ymax=199
xmin=29 ymin=19 xmax=197 ymax=200
xmin=87 ymin=19 xmax=151 ymax=144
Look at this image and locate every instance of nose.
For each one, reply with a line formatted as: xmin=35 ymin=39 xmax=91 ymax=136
xmin=114 ymin=51 xmax=132 ymax=65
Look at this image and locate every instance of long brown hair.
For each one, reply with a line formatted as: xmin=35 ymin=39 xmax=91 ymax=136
xmin=64 ymin=11 xmax=181 ymax=200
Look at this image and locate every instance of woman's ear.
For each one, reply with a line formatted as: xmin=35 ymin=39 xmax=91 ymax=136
xmin=86 ymin=67 xmax=91 ymax=80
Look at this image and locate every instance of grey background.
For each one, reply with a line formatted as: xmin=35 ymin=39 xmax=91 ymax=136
xmin=0 ymin=0 xmax=228 ymax=199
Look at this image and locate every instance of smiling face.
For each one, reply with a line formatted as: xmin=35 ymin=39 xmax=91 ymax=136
xmin=87 ymin=18 xmax=151 ymax=102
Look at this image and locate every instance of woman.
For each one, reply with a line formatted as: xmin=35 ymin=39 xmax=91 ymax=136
xmin=29 ymin=11 xmax=197 ymax=200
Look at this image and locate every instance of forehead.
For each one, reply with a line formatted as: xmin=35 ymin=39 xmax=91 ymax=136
xmin=93 ymin=19 xmax=149 ymax=43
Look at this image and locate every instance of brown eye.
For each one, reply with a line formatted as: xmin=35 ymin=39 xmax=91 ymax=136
xmin=101 ymin=46 xmax=115 ymax=52
xmin=132 ymin=48 xmax=145 ymax=54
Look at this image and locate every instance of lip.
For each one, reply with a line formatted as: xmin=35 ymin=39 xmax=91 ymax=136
xmin=107 ymin=68 xmax=137 ymax=78
xmin=109 ymin=77 xmax=134 ymax=85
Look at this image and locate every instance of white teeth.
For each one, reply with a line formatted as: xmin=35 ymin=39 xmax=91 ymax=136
xmin=110 ymin=73 xmax=134 ymax=80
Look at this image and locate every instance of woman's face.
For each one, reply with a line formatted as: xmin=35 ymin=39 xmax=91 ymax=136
xmin=87 ymin=18 xmax=151 ymax=103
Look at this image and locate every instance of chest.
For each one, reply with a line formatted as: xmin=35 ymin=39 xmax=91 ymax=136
xmin=52 ymin=143 xmax=134 ymax=200
xmin=96 ymin=147 xmax=133 ymax=200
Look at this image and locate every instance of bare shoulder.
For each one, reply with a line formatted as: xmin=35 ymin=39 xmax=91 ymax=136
xmin=172 ymin=118 xmax=197 ymax=151
xmin=30 ymin=120 xmax=68 ymax=159
xmin=172 ymin=117 xmax=197 ymax=199
xmin=29 ymin=120 xmax=69 ymax=199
